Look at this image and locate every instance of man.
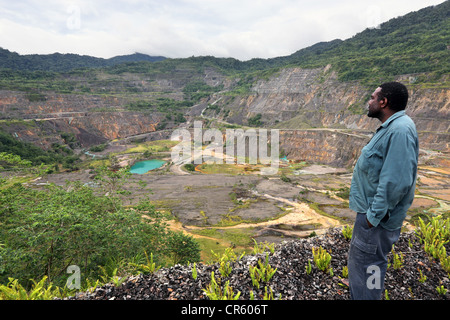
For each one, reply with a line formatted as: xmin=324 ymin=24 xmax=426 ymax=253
xmin=347 ymin=82 xmax=419 ymax=300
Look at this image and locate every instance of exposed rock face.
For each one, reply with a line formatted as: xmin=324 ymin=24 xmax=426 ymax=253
xmin=222 ymin=67 xmax=449 ymax=134
xmin=0 ymin=66 xmax=448 ymax=161
xmin=216 ymin=67 xmax=449 ymax=162
xmin=279 ymin=129 xmax=370 ymax=167
xmin=0 ymin=90 xmax=126 ymax=118
xmin=0 ymin=90 xmax=161 ymax=148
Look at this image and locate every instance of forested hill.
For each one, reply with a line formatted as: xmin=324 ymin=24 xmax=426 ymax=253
xmin=268 ymin=0 xmax=450 ymax=82
xmin=102 ymin=1 xmax=450 ymax=82
xmin=0 ymin=48 xmax=166 ymax=72
xmin=0 ymin=0 xmax=448 ymax=81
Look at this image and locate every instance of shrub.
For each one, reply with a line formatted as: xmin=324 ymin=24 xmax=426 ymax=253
xmin=0 ymin=178 xmax=200 ymax=288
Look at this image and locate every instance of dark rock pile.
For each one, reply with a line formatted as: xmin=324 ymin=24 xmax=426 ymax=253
xmin=69 ymin=228 xmax=449 ymax=300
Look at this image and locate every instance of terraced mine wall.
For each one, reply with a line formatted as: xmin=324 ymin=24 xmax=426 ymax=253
xmin=0 ymin=64 xmax=448 ymax=165
xmin=279 ymin=129 xmax=369 ymax=167
xmin=0 ymin=90 xmax=162 ymax=148
xmin=221 ymin=67 xmax=449 ymax=134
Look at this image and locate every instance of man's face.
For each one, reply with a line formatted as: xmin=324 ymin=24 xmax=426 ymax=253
xmin=367 ymin=87 xmax=383 ymax=119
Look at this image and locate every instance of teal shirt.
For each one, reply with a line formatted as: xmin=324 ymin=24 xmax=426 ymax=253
xmin=349 ymin=111 xmax=419 ymax=231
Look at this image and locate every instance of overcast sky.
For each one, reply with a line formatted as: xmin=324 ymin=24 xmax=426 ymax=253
xmin=0 ymin=0 xmax=446 ymax=60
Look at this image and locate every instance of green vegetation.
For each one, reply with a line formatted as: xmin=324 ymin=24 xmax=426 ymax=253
xmin=1 ymin=1 xmax=447 ymax=100
xmin=0 ymin=130 xmax=71 ymax=166
xmin=342 ymin=225 xmax=353 ymax=240
xmin=89 ymin=143 xmax=107 ymax=152
xmin=0 ymin=276 xmax=64 ymax=300
xmin=0 ymin=152 xmax=31 ymax=170
xmin=125 ymin=98 xmax=193 ymax=117
xmin=0 ymin=2 xmax=449 ymax=300
xmin=249 ymin=253 xmax=277 ymax=289
xmin=120 ymin=140 xmax=178 ymax=154
xmin=277 ymin=2 xmax=450 ymax=85
xmin=183 ymin=81 xmax=223 ymax=103
xmin=415 ymin=215 xmax=450 ymax=274
xmin=203 ymin=242 xmax=278 ymax=300
xmin=252 ymin=239 xmax=275 ymax=255
xmin=203 ymin=271 xmax=241 ymax=300
xmin=0 ymin=130 xmax=81 ymax=172
xmin=0 ymin=48 xmax=165 ymax=72
xmin=312 ymin=246 xmax=332 ymax=275
xmin=184 ymin=163 xmax=196 ymax=172
xmin=390 ymin=246 xmax=405 ymax=270
xmin=0 ymin=167 xmax=201 ymax=293
xmin=247 ymin=113 xmax=263 ymax=127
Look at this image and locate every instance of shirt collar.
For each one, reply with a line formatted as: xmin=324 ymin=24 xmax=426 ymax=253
xmin=376 ymin=110 xmax=406 ymax=132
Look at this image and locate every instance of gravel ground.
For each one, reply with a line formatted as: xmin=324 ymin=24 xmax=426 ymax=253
xmin=69 ymin=228 xmax=449 ymax=300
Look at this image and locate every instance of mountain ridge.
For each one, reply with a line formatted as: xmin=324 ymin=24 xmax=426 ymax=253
xmin=0 ymin=1 xmax=448 ymax=158
xmin=0 ymin=48 xmax=166 ymax=72
xmin=0 ymin=1 xmax=448 ymax=77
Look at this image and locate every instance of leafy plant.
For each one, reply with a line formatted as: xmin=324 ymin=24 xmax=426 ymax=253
xmin=219 ymin=260 xmax=233 ymax=278
xmin=440 ymin=254 xmax=450 ymax=275
xmin=165 ymin=231 xmax=201 ymax=265
xmin=312 ymin=246 xmax=332 ymax=274
xmin=436 ymin=285 xmax=448 ymax=296
xmin=415 ymin=216 xmax=450 ymax=245
xmin=342 ymin=225 xmax=353 ymax=240
xmin=0 ymin=177 xmax=199 ymax=288
xmin=305 ymin=260 xmax=312 ymax=275
xmin=390 ymin=247 xmax=404 ymax=270
xmin=252 ymin=239 xmax=275 ymax=255
xmin=128 ymin=252 xmax=161 ymax=275
xmin=415 ymin=216 xmax=450 ymax=262
xmin=98 ymin=266 xmax=126 ymax=287
xmin=424 ymin=240 xmax=447 ymax=260
xmin=191 ymin=262 xmax=198 ymax=280
xmin=84 ymin=278 xmax=100 ymax=293
xmin=249 ymin=253 xmax=277 ymax=289
xmin=263 ymin=286 xmax=278 ymax=300
xmin=341 ymin=266 xmax=349 ymax=278
xmin=210 ymin=247 xmax=243 ymax=278
xmin=418 ymin=269 xmax=427 ymax=283
xmin=211 ymin=247 xmax=243 ymax=263
xmin=203 ymin=271 xmax=240 ymax=300
xmin=0 ymin=276 xmax=61 ymax=300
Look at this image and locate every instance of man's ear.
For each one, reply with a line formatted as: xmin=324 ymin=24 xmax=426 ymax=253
xmin=379 ymin=97 xmax=388 ymax=109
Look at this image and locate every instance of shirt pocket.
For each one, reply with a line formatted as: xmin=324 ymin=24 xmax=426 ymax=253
xmin=367 ymin=150 xmax=383 ymax=184
xmin=358 ymin=146 xmax=383 ymax=181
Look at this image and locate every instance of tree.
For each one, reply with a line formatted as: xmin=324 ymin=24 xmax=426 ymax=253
xmin=0 ymin=152 xmax=31 ymax=169
xmin=165 ymin=232 xmax=201 ymax=265
xmin=0 ymin=178 xmax=201 ymax=288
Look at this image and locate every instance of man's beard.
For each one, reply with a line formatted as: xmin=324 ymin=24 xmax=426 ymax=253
xmin=367 ymin=107 xmax=381 ymax=119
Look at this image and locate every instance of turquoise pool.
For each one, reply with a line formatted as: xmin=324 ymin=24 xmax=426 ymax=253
xmin=129 ymin=159 xmax=166 ymax=174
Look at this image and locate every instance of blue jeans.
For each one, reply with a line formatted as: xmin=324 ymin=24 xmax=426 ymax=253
xmin=347 ymin=213 xmax=401 ymax=300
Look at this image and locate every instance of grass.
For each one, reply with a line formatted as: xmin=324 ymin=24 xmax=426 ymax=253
xmin=121 ymin=140 xmax=179 ymax=154
xmin=0 ymin=173 xmax=37 ymax=189
xmin=192 ymin=228 xmax=255 ymax=248
xmin=194 ymin=236 xmax=252 ymax=263
xmin=196 ymin=163 xmax=251 ymax=175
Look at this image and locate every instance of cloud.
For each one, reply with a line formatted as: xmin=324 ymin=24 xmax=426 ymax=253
xmin=0 ymin=0 xmax=446 ymax=60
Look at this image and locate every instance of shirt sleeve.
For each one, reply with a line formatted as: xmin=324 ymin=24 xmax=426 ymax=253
xmin=366 ymin=130 xmax=417 ymax=227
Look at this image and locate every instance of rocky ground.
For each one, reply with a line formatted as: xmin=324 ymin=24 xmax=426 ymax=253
xmin=69 ymin=227 xmax=449 ymax=301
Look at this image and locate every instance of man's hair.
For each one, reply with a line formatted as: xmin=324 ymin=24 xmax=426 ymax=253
xmin=378 ymin=82 xmax=409 ymax=111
